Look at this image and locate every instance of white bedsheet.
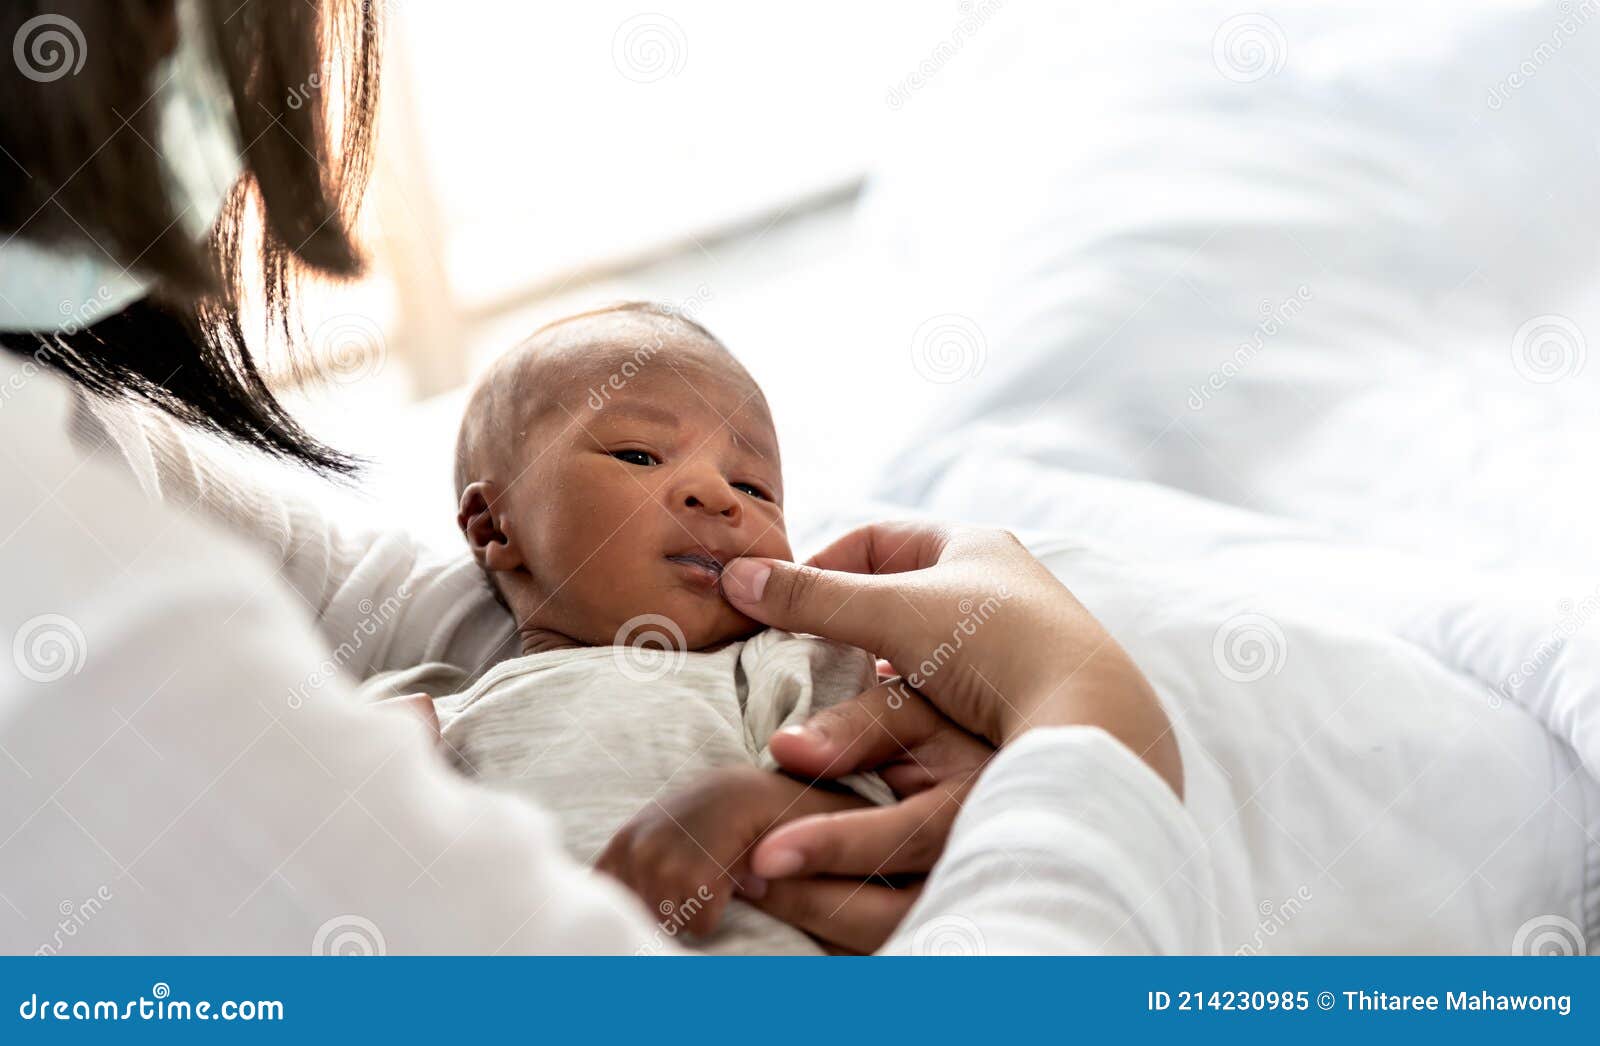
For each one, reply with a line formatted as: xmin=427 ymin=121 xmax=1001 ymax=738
xmin=837 ymin=0 xmax=1600 ymax=952
xmin=1041 ymin=536 xmax=1595 ymax=955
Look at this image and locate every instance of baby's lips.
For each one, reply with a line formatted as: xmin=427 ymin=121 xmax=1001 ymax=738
xmin=666 ymin=550 xmax=724 ymax=575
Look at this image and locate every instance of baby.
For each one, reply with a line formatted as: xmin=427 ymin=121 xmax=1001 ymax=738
xmin=364 ymin=303 xmax=891 ymax=954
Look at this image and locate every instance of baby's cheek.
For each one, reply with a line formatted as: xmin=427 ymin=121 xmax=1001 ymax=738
xmin=555 ymin=484 xmax=649 ymax=556
xmin=528 ymin=504 xmax=639 ymax=602
xmin=753 ymin=521 xmax=793 ymax=563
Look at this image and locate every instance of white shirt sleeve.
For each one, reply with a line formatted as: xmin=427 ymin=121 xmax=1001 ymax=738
xmin=884 ymin=727 xmax=1223 ymax=955
xmin=68 ymin=390 xmax=517 ymax=684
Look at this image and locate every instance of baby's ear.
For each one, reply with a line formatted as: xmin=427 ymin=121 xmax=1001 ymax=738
xmin=457 ymin=481 xmax=524 ymax=572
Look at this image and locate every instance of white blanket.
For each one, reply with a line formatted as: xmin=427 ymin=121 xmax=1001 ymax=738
xmin=840 ymin=0 xmax=1600 ymax=952
xmin=1043 ymin=537 xmax=1597 ymax=955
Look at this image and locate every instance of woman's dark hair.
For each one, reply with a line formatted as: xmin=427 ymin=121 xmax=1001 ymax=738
xmin=0 ymin=0 xmax=382 ymax=474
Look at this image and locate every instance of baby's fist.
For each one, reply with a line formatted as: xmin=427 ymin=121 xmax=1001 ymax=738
xmin=596 ymin=766 xmax=867 ymax=941
xmin=595 ymin=766 xmax=782 ymax=939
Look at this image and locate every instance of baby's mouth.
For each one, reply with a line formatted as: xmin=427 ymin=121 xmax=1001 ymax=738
xmin=665 ymin=551 xmax=724 ymax=582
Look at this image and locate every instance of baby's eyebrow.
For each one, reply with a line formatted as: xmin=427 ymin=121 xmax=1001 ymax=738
xmin=591 ymin=401 xmax=681 ymax=426
xmin=729 ymin=426 xmax=778 ymax=463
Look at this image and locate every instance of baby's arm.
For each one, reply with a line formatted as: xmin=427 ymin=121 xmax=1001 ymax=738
xmin=595 ymin=766 xmax=869 ymax=939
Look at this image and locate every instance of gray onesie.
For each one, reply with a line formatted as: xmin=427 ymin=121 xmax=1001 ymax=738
xmin=359 ymin=629 xmax=891 ymax=954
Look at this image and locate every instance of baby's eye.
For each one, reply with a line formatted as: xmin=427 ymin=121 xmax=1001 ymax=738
xmin=610 ymin=449 xmax=659 ymax=467
xmin=733 ymin=482 xmax=769 ymax=501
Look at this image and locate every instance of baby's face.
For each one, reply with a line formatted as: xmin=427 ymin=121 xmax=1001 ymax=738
xmin=491 ymin=330 xmax=792 ymax=651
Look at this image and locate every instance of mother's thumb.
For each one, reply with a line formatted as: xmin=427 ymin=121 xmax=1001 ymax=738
xmin=721 ymin=558 xmax=885 ymax=651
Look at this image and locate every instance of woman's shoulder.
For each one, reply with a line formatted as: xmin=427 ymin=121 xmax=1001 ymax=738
xmin=0 ymin=356 xmax=313 ymax=664
xmin=26 ymin=364 xmax=519 ymax=680
xmin=0 ymin=354 xmax=164 ymax=532
xmin=1 ymin=350 xmax=77 ymax=459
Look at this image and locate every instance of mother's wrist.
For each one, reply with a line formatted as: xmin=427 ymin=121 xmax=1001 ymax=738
xmin=999 ymin=664 xmax=1183 ymax=797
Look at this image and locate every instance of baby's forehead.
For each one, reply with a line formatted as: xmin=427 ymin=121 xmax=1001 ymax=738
xmin=513 ymin=311 xmax=707 ymax=380
xmin=513 ymin=312 xmax=767 ymax=421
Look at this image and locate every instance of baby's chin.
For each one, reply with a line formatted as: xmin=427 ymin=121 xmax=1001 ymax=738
xmin=569 ymin=589 xmax=762 ymax=653
xmin=672 ymin=598 xmax=766 ymax=652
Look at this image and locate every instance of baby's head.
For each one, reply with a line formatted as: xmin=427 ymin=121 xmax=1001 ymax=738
xmin=454 ymin=303 xmax=793 ymax=652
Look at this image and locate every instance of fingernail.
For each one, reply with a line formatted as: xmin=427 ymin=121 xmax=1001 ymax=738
xmin=756 ymin=848 xmax=803 ymax=878
xmin=721 ymin=559 xmax=771 ymax=604
xmin=737 ymin=876 xmax=768 ymax=900
xmin=776 ymin=723 xmax=819 ymax=744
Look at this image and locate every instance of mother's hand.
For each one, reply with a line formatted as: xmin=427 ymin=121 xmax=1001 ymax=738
xmin=721 ymin=522 xmax=1181 ymax=787
xmin=743 ymin=680 xmax=992 ymax=952
xmin=720 ymin=522 xmax=1182 ymax=952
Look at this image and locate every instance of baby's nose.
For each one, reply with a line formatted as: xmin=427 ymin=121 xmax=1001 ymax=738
xmin=675 ymin=473 xmax=741 ymax=519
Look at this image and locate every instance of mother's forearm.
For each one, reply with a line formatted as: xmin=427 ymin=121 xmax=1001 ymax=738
xmin=884 ymin=727 xmax=1219 ymax=955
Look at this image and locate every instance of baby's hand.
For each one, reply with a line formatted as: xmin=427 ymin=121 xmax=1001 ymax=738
xmin=596 ymin=766 xmax=868 ymax=940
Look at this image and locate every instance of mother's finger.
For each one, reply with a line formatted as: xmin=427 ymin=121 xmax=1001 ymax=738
xmin=750 ymin=781 xmax=968 ymax=879
xmin=720 ymin=551 xmax=916 ymax=657
xmin=768 ymin=677 xmax=948 ymax=781
xmin=803 ymin=521 xmax=955 ymax=576
xmin=748 ymin=878 xmax=923 ymax=955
